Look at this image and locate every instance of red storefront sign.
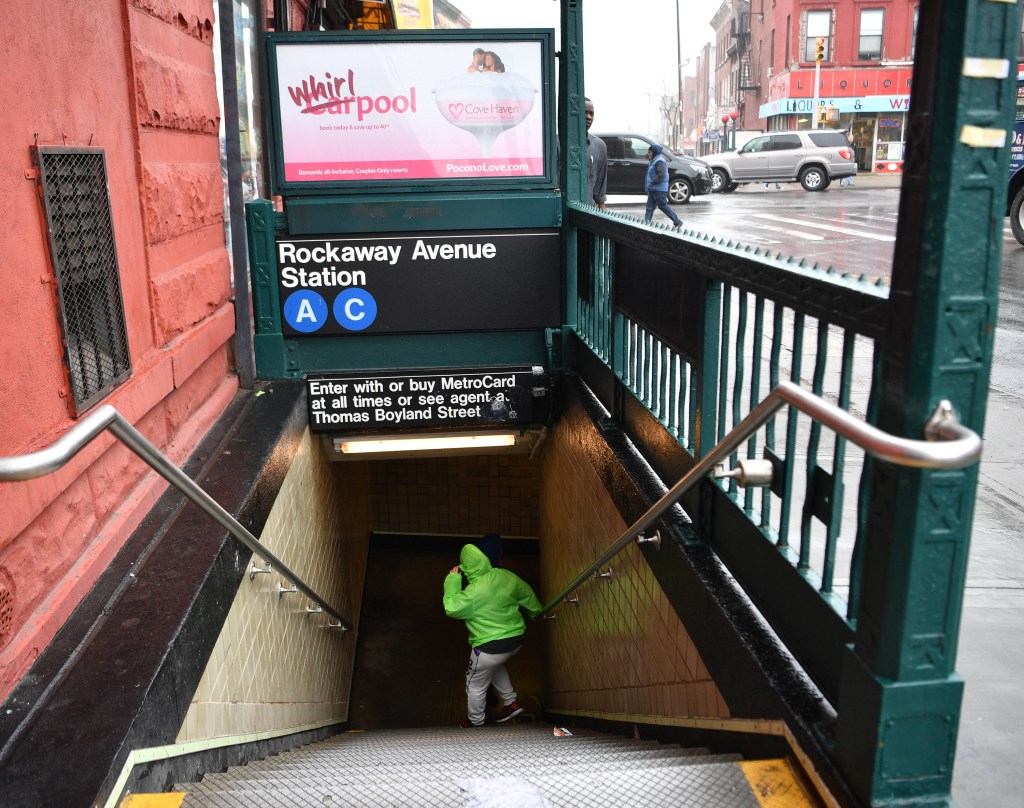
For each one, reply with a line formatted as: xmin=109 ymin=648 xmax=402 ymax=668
xmin=769 ymin=67 xmax=913 ymax=99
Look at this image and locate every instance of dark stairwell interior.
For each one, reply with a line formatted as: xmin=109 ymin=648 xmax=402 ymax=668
xmin=347 ymin=534 xmax=544 ymax=730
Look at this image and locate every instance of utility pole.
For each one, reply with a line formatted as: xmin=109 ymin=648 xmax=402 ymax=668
xmin=676 ymin=0 xmax=683 ymax=151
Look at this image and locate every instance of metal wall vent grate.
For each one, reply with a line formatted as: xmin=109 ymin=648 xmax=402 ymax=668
xmin=35 ymin=146 xmax=131 ymax=414
xmin=0 ymin=569 xmax=14 ymax=649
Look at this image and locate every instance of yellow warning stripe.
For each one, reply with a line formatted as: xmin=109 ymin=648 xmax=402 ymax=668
xmin=118 ymin=795 xmax=186 ymax=808
xmin=740 ymin=759 xmax=819 ymax=808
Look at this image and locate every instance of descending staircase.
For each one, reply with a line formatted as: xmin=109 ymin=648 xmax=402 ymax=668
xmin=129 ymin=723 xmax=820 ymax=807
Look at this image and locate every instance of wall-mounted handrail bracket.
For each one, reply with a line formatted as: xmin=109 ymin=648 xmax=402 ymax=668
xmin=542 ymin=614 xmax=558 ymax=620
xmin=713 ymin=459 xmax=774 ymax=487
xmin=636 ymin=530 xmax=661 ymax=550
xmin=594 ymin=567 xmax=614 ymax=580
xmin=249 ymin=561 xmax=272 ymax=581
xmin=306 ymin=605 xmax=323 ymax=617
xmin=277 ymin=582 xmax=298 ymax=599
xmin=563 ymin=595 xmax=580 ymax=606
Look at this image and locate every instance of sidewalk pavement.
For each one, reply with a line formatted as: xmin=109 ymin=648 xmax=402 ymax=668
xmin=737 ymin=170 xmax=902 ymax=191
xmin=951 ymin=385 xmax=1024 ymax=807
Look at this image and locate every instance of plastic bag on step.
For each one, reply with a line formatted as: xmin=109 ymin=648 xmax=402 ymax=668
xmin=456 ymin=776 xmax=552 ymax=808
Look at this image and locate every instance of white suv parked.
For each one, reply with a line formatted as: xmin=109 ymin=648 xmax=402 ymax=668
xmin=706 ymin=129 xmax=857 ymax=192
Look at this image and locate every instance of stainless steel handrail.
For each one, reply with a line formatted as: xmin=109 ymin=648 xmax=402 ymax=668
xmin=538 ymin=381 xmax=982 ymax=616
xmin=0 ymin=405 xmax=351 ymax=630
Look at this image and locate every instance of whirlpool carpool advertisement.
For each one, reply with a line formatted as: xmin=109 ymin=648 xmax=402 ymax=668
xmin=266 ymin=32 xmax=553 ymax=189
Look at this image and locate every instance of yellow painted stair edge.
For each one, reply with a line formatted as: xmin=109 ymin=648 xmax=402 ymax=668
xmin=740 ymin=758 xmax=821 ymax=808
xmin=119 ymin=795 xmax=185 ymax=808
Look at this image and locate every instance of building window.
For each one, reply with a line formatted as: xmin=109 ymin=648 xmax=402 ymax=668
xmin=805 ymin=10 xmax=831 ymax=62
xmin=34 ymin=147 xmax=131 ymax=414
xmin=859 ymin=9 xmax=885 ymax=61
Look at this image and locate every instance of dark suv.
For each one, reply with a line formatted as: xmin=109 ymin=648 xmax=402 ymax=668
xmin=596 ymin=133 xmax=714 ymax=204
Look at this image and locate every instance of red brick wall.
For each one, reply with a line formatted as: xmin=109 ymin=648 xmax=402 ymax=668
xmin=0 ymin=0 xmax=237 ymax=702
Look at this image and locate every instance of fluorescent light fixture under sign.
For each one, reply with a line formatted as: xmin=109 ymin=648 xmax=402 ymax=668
xmin=337 ymin=433 xmax=517 ymax=455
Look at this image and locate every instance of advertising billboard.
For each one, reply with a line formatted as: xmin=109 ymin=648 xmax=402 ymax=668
xmin=265 ymin=31 xmax=554 ymax=192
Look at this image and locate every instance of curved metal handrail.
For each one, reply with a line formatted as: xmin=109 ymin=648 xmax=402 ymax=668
xmin=0 ymin=405 xmax=351 ymax=630
xmin=538 ymin=381 xmax=982 ymax=616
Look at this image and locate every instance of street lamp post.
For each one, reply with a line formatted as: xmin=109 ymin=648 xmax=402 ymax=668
xmin=721 ymin=111 xmax=738 ymax=150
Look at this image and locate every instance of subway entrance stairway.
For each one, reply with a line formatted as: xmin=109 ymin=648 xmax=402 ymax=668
xmin=150 ymin=724 xmax=816 ymax=807
xmin=125 ymin=538 xmax=820 ymax=808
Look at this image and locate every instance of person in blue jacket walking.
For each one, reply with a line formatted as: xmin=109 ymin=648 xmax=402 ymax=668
xmin=643 ymin=143 xmax=682 ymax=231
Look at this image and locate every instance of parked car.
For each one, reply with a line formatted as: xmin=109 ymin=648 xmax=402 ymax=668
xmin=705 ymin=129 xmax=857 ymax=192
xmin=596 ymin=133 xmax=713 ymax=204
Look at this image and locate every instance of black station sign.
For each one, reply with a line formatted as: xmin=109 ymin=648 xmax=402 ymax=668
xmin=277 ymin=230 xmax=560 ymax=336
xmin=306 ymin=366 xmax=550 ymax=433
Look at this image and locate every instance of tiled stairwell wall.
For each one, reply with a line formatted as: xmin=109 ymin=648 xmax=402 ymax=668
xmin=369 ymin=454 xmax=540 ymax=538
xmin=178 ymin=430 xmax=371 ymax=741
xmin=539 ymin=417 xmax=730 ymax=722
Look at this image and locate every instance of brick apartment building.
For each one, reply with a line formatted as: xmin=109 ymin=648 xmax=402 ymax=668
xmin=696 ymin=0 xmax=918 ymax=173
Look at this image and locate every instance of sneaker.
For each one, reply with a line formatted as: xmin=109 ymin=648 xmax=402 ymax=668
xmin=672 ymin=222 xmax=682 ymax=232
xmin=460 ymin=718 xmax=485 ymax=728
xmin=496 ymin=702 xmax=524 ymax=723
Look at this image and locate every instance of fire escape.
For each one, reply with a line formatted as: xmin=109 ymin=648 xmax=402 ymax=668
xmin=729 ymin=10 xmax=760 ymax=125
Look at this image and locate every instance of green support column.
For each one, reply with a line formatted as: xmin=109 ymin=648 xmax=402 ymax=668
xmin=246 ymin=198 xmax=289 ymax=379
xmin=835 ymin=1 xmax=1021 ymax=805
xmin=560 ymin=0 xmax=585 ymax=344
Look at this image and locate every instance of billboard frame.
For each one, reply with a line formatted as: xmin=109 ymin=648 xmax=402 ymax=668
xmin=262 ymin=28 xmax=557 ymax=197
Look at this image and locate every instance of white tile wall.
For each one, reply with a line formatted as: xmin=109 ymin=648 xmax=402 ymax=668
xmin=539 ymin=419 xmax=730 ymax=721
xmin=177 ymin=430 xmax=370 ymax=741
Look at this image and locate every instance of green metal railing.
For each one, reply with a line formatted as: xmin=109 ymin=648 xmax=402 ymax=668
xmin=573 ymin=208 xmax=891 ymax=647
xmin=565 ymin=181 xmax=987 ymax=804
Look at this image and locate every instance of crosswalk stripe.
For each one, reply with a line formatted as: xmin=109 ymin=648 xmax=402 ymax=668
xmin=750 ymin=213 xmax=897 ymax=241
xmin=747 ymin=222 xmax=825 ymax=240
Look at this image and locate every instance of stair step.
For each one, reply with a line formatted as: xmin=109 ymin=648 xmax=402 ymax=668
xmin=227 ymin=736 xmax=672 ymax=769
xmin=175 ymin=760 xmax=761 ymax=808
xmin=193 ymin=751 xmax=741 ymax=790
xmin=217 ymin=744 xmax=696 ymax=775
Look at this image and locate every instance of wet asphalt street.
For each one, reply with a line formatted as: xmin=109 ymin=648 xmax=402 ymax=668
xmin=608 ymin=181 xmax=1024 ymax=807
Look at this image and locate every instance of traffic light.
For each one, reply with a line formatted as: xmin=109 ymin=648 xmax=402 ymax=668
xmin=814 ymin=37 xmax=826 ymax=63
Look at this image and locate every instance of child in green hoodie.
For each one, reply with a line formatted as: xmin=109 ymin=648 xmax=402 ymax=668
xmin=443 ymin=541 xmax=543 ymax=727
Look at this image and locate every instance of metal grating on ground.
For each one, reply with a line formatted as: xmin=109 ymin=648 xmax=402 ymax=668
xmin=170 ymin=724 xmax=815 ymax=808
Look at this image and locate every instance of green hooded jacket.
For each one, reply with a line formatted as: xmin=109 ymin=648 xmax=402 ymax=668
xmin=443 ymin=543 xmax=543 ymax=648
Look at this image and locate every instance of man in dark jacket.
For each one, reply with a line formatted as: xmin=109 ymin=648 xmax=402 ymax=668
xmin=443 ymin=543 xmax=543 ymax=727
xmin=643 ymin=143 xmax=682 ymax=230
xmin=585 ymin=97 xmax=608 ymax=208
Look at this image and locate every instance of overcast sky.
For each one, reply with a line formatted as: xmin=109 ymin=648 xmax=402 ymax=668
xmin=449 ymin=0 xmax=722 ymax=134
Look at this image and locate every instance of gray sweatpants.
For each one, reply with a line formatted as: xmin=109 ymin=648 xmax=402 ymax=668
xmin=465 ymin=646 xmax=520 ymax=725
